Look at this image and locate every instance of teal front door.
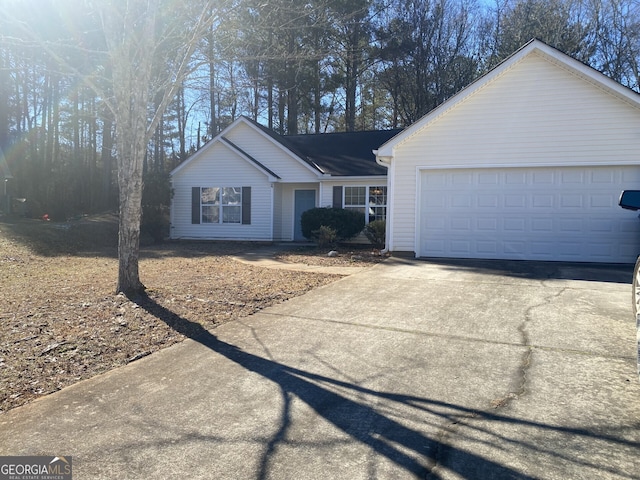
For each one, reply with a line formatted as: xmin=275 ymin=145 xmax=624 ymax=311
xmin=294 ymin=190 xmax=316 ymax=241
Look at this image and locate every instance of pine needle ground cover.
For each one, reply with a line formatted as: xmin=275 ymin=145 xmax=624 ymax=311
xmin=0 ymin=215 xmax=381 ymax=413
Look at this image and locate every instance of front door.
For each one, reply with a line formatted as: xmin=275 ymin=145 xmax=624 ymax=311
xmin=294 ymin=190 xmax=316 ymax=241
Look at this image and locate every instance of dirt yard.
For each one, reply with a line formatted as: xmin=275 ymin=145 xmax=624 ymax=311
xmin=0 ymin=215 xmax=385 ymax=413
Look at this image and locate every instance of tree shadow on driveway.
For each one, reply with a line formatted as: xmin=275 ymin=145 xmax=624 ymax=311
xmin=135 ymin=294 xmax=638 ymax=479
xmin=418 ymin=257 xmax=633 ymax=284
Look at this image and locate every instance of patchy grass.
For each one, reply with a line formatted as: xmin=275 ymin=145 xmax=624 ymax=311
xmin=0 ymin=214 xmax=385 ymax=413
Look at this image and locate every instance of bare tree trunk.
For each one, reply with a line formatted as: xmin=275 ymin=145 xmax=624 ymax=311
xmin=100 ymin=0 xmax=216 ymax=295
xmin=344 ymin=22 xmax=361 ymax=132
xmin=103 ymin=2 xmax=156 ymax=296
xmin=114 ymin=105 xmax=147 ymax=295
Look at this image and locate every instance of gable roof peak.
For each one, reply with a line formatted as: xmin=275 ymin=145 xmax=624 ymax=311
xmin=377 ymin=39 xmax=640 ymax=159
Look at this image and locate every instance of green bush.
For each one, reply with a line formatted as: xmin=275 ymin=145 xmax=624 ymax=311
xmin=364 ymin=219 xmax=386 ymax=249
xmin=301 ymin=207 xmax=365 ymax=242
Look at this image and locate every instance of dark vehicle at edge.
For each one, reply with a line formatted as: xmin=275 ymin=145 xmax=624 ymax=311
xmin=618 ymin=190 xmax=640 ymax=380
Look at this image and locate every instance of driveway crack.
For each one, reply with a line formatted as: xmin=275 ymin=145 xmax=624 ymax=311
xmin=491 ymin=286 xmax=568 ymax=409
xmin=427 ymin=286 xmax=568 ymax=478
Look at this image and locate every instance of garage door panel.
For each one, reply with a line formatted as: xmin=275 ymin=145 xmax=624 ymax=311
xmin=532 ymin=194 xmax=554 ymax=208
xmin=451 ymin=218 xmax=472 ymax=231
xmin=419 ymin=166 xmax=640 ymax=263
xmin=621 ymin=218 xmax=640 ymax=232
xmin=531 ymin=218 xmax=553 ymax=232
xmin=506 ymin=172 xmax=527 ymax=184
xmin=560 ymin=218 xmax=584 ymax=232
xmin=451 ymin=240 xmax=472 ymax=254
xmin=477 ymin=241 xmax=498 ymax=254
xmin=478 ymin=194 xmax=499 ymax=208
xmin=561 ymin=170 xmax=584 ymax=183
xmin=533 ymin=171 xmax=554 ymax=184
xmin=505 ymin=194 xmax=527 ymax=208
xmin=589 ymin=218 xmax=615 ymax=232
xmin=477 ymin=218 xmax=498 ymax=231
xmin=479 ymin=172 xmax=499 ymax=184
xmin=451 ymin=194 xmax=472 ymax=208
xmin=560 ymin=194 xmax=583 ymax=207
xmin=590 ymin=195 xmax=614 ymax=208
xmin=554 ymin=241 xmax=583 ymax=258
xmin=592 ymin=170 xmax=615 ymax=183
xmin=504 ymin=218 xmax=526 ymax=232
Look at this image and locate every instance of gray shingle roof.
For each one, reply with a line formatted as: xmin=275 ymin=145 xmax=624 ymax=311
xmin=244 ymin=117 xmax=402 ymax=176
xmin=282 ymin=129 xmax=403 ymax=176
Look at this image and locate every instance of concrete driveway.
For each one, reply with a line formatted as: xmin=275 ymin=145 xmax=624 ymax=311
xmin=1 ymin=258 xmax=639 ymax=479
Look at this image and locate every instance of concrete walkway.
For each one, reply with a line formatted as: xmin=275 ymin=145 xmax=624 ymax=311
xmin=1 ymin=258 xmax=639 ymax=479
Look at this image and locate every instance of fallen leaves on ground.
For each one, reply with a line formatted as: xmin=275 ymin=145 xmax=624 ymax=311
xmin=0 ymin=222 xmax=383 ymax=413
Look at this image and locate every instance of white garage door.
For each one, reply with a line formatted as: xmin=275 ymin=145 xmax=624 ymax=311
xmin=419 ymin=166 xmax=640 ymax=263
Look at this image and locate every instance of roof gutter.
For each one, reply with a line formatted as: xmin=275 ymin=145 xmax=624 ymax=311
xmin=374 ymin=149 xmax=393 ymax=167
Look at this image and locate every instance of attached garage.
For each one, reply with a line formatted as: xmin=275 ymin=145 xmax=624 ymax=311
xmin=419 ymin=166 xmax=640 ymax=263
xmin=376 ymin=40 xmax=640 ymax=264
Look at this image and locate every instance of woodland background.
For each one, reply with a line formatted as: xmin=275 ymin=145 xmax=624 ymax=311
xmin=0 ymin=0 xmax=638 ymax=222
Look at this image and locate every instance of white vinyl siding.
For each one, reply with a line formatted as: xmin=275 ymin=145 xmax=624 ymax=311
xmin=225 ymin=122 xmax=319 ymax=182
xmin=272 ymin=183 xmax=284 ymax=241
xmin=389 ymin=51 xmax=640 ymax=256
xmin=170 ymin=142 xmax=272 ymax=240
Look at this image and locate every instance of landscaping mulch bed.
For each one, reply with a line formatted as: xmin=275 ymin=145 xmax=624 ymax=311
xmin=0 ymin=216 xmax=384 ymax=413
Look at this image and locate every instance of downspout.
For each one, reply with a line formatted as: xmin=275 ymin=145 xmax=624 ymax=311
xmin=373 ymin=149 xmax=393 ymax=254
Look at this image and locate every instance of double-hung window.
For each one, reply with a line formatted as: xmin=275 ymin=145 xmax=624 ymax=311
xmin=193 ymin=186 xmax=251 ymax=225
xmin=221 ymin=187 xmax=242 ymax=223
xmin=201 ymin=187 xmax=221 ymax=223
xmin=344 ymin=185 xmax=387 ymax=223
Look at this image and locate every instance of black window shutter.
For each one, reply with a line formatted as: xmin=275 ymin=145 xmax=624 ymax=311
xmin=242 ymin=187 xmax=251 ymax=225
xmin=191 ymin=187 xmax=201 ymax=224
xmin=333 ymin=186 xmax=343 ymax=208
